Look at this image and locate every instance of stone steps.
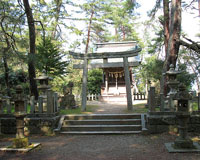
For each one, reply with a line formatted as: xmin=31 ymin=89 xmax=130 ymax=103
xmin=63 ymin=119 xmax=141 ymax=125
xmin=61 ymin=125 xmax=142 ymax=132
xmin=55 ymin=114 xmax=147 ymax=135
xmin=59 ymin=131 xmax=142 ymax=135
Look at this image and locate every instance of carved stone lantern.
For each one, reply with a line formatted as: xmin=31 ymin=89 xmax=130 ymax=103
xmin=14 ymin=85 xmax=26 ymax=137
xmin=173 ymin=84 xmax=194 ymax=149
xmin=166 ymin=64 xmax=181 ymax=95
xmin=35 ymin=72 xmax=52 ymax=97
xmin=165 ymin=64 xmax=181 ymax=111
xmin=13 ymin=85 xmax=28 ymax=148
xmin=165 ymin=84 xmax=200 ymax=152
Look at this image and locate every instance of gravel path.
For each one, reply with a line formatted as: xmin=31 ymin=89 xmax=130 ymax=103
xmin=0 ymin=133 xmax=199 ymax=160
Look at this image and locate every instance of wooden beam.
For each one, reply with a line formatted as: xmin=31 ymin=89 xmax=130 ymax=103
xmin=69 ymin=48 xmax=142 ymax=60
xmin=73 ymin=62 xmax=140 ymax=69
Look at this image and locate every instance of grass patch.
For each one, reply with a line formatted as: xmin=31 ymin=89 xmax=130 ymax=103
xmin=124 ymin=103 xmax=160 ymax=113
xmin=3 ymin=105 xmax=31 ymax=114
xmin=192 ymin=102 xmax=198 ymax=111
xmin=59 ymin=105 xmax=99 ymax=115
xmin=124 ymin=103 xmax=148 ymax=113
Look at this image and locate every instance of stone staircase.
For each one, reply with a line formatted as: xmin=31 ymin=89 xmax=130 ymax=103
xmin=54 ymin=114 xmax=147 ymax=135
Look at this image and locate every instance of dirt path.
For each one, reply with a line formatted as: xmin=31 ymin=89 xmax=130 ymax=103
xmin=88 ymin=100 xmax=147 ymax=114
xmin=0 ymin=133 xmax=200 ymax=160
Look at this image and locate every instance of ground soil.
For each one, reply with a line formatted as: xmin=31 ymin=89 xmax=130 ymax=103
xmin=1 ymin=133 xmax=200 ymax=160
xmin=0 ymin=101 xmax=200 ymax=160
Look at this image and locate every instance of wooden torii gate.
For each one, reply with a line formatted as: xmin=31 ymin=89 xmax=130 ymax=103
xmin=69 ymin=47 xmax=142 ymax=111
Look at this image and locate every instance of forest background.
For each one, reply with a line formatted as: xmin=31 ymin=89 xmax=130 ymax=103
xmin=0 ymin=0 xmax=199 ymax=99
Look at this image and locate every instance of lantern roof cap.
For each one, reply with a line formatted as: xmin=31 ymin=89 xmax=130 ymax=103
xmin=166 ymin=64 xmax=182 ymax=75
xmin=35 ymin=72 xmax=53 ymax=80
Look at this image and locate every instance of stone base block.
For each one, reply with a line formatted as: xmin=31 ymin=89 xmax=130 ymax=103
xmin=165 ymin=142 xmax=200 ymax=153
xmin=0 ymin=143 xmax=41 ymax=153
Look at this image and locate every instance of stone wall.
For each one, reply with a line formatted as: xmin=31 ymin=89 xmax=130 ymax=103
xmin=0 ymin=114 xmax=60 ymax=135
xmin=147 ymin=112 xmax=200 ymax=134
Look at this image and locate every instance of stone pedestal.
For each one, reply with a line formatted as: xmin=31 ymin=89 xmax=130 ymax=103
xmin=174 ymin=113 xmax=194 ymax=149
xmin=60 ymin=95 xmax=77 ymax=109
xmin=149 ymin=87 xmax=155 ymax=112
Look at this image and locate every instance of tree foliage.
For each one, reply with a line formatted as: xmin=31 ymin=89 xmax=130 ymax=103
xmin=36 ymin=38 xmax=69 ymax=77
xmin=87 ymin=69 xmax=103 ymax=94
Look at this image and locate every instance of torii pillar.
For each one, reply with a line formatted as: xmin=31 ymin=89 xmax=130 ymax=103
xmin=123 ymin=56 xmax=133 ymax=110
xmin=81 ymin=57 xmax=88 ymax=111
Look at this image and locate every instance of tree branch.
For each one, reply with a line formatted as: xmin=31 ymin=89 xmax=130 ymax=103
xmin=179 ymin=37 xmax=200 ymax=54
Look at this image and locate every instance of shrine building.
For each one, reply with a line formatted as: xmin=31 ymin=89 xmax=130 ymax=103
xmin=92 ymin=41 xmax=141 ymax=103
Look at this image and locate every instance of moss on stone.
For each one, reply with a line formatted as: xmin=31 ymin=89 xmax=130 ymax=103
xmin=12 ymin=137 xmax=29 ymax=148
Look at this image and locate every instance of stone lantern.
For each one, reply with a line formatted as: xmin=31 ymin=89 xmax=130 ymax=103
xmin=35 ymin=72 xmax=52 ymax=97
xmin=165 ymin=84 xmax=200 ymax=152
xmin=13 ymin=85 xmax=28 ymax=148
xmin=166 ymin=64 xmax=181 ymax=95
xmin=165 ymin=64 xmax=181 ymax=111
xmin=173 ymin=84 xmax=194 ymax=149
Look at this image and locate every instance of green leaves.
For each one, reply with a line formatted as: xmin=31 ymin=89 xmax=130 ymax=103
xmin=36 ymin=37 xmax=69 ymax=77
xmin=87 ymin=69 xmax=103 ymax=94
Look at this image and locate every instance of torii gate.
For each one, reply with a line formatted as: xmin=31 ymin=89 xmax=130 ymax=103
xmin=69 ymin=46 xmax=141 ymax=111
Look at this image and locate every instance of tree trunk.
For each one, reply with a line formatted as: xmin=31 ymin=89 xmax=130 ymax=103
xmin=2 ymin=50 xmax=11 ymax=96
xmin=52 ymin=0 xmax=62 ymax=38
xmin=162 ymin=0 xmax=182 ymax=96
xmin=166 ymin=0 xmax=181 ymax=68
xmin=198 ymin=0 xmax=200 ymax=17
xmin=23 ymin=0 xmax=38 ymax=99
xmin=161 ymin=0 xmax=170 ymax=95
xmin=85 ymin=9 xmax=94 ymax=54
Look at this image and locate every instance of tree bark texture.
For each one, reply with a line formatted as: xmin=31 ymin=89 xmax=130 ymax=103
xmin=161 ymin=0 xmax=170 ymax=95
xmin=52 ymin=0 xmax=62 ymax=38
xmin=1 ymin=18 xmax=11 ymax=96
xmin=85 ymin=9 xmax=94 ymax=54
xmin=162 ymin=0 xmax=182 ymax=96
xmin=166 ymin=0 xmax=181 ymax=69
xmin=2 ymin=53 xmax=10 ymax=96
xmin=23 ymin=0 xmax=38 ymax=99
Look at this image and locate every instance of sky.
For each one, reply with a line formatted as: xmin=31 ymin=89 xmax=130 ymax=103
xmin=136 ymin=0 xmax=200 ymax=41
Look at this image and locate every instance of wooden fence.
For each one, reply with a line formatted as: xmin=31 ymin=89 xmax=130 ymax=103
xmin=87 ymin=94 xmax=100 ymax=101
xmin=133 ymin=93 xmax=146 ymax=100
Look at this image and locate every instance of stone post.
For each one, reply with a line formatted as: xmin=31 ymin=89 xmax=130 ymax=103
xmin=47 ymin=89 xmax=54 ymax=114
xmin=123 ymin=56 xmax=133 ymax=110
xmin=54 ymin=92 xmax=58 ymax=112
xmin=160 ymin=93 xmax=164 ymax=111
xmin=198 ymin=92 xmax=200 ymax=111
xmin=30 ymin=96 xmax=35 ymax=114
xmin=105 ymin=72 xmax=108 ymax=94
xmin=81 ymin=57 xmax=88 ymax=111
xmin=149 ymin=87 xmax=156 ymax=112
xmin=38 ymin=96 xmax=43 ymax=113
xmin=0 ymin=98 xmax=3 ymax=114
xmin=6 ymin=97 xmax=11 ymax=114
